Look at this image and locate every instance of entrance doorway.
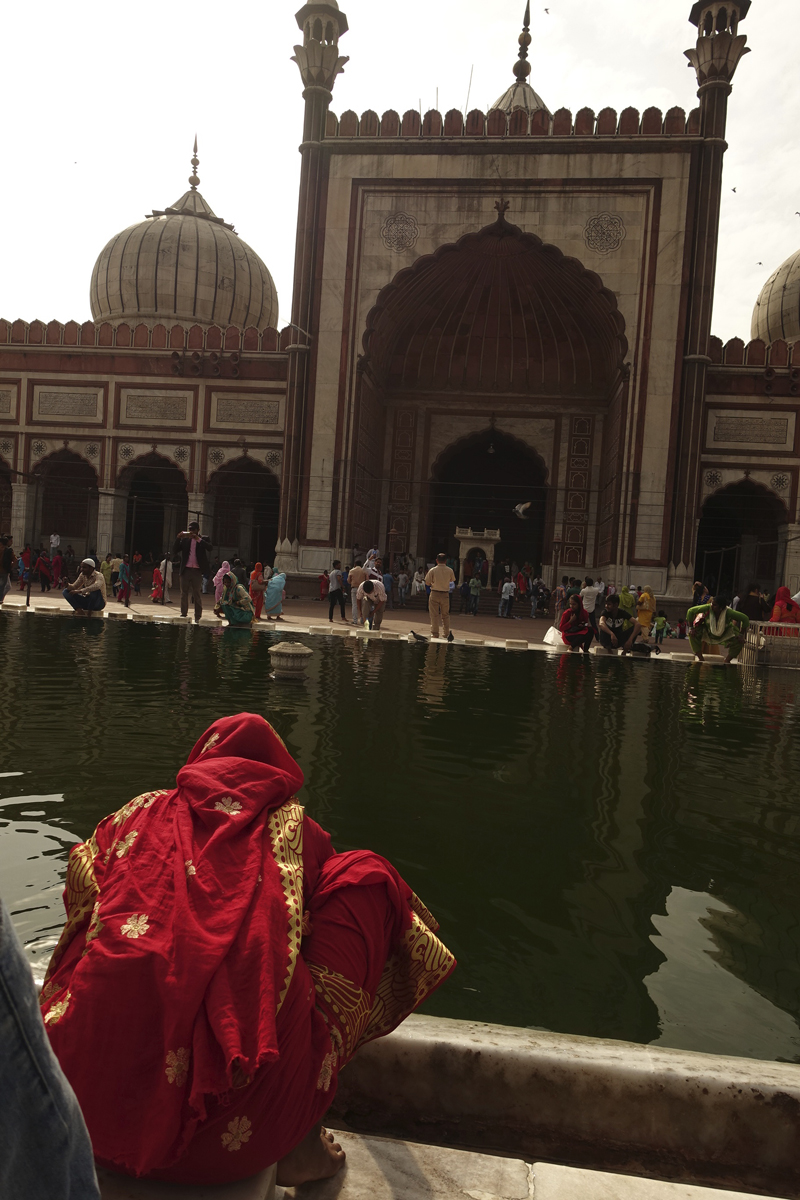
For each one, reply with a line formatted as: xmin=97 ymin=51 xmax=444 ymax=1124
xmin=695 ymin=479 xmax=788 ymax=596
xmin=119 ymin=454 xmax=188 ymax=560
xmin=209 ymin=458 xmax=280 ymax=565
xmin=34 ymin=449 xmax=98 ymax=553
xmin=429 ymin=430 xmax=547 ymax=574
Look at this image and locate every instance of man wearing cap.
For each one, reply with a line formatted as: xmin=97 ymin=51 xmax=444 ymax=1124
xmin=63 ymin=558 xmax=107 ymax=616
xmin=173 ymin=522 xmax=212 ymax=622
xmin=425 ymin=553 xmax=456 ymax=641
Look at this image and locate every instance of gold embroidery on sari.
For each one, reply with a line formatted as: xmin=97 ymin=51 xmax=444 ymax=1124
xmin=221 ymin=1116 xmax=252 ymax=1152
xmin=307 ymin=963 xmax=372 ymax=1060
xmin=316 ymin=1048 xmax=337 ymax=1092
xmin=202 ymin=732 xmax=220 ymax=754
xmin=410 ymin=892 xmax=440 ymax=933
xmin=185 ymin=859 xmax=196 ymax=877
xmin=115 ymin=831 xmax=138 ymax=858
xmin=359 ymin=911 xmax=455 ymax=1049
xmin=111 ymin=790 xmax=169 ymax=827
xmin=44 ymin=991 xmax=72 ymax=1025
xmin=165 ymin=1048 xmax=190 ymax=1086
xmin=83 ymin=900 xmax=104 ymax=954
xmin=40 ymin=979 xmax=63 ymax=1003
xmin=267 ymin=798 xmax=304 ymax=1012
xmin=120 ymin=913 xmax=150 ymax=939
xmin=41 ymin=835 xmax=101 ymax=994
xmin=214 ymin=797 xmax=243 ymax=815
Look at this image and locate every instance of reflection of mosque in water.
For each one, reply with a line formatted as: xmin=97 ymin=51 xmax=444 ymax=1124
xmin=2 ymin=1 xmax=799 ymax=602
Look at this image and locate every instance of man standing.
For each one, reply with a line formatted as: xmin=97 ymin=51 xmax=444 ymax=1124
xmin=49 ymin=530 xmax=60 ymax=559
xmin=382 ymin=566 xmax=394 ymax=610
xmin=468 ymin=571 xmax=482 ymax=615
xmin=63 ymin=558 xmax=107 ymax=616
xmin=397 ymin=567 xmax=409 ymax=607
xmin=328 ymin=559 xmax=347 ymax=623
xmin=173 ymin=521 xmax=212 ymax=623
xmin=425 ymin=553 xmax=455 ymax=641
xmin=347 ymin=561 xmax=367 ymax=624
xmin=159 ymin=553 xmax=174 ymax=603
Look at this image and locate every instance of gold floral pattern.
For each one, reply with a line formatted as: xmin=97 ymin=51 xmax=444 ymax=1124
xmin=111 ymin=790 xmax=168 ymax=828
xmin=307 ymin=963 xmax=371 ymax=1060
xmin=120 ymin=913 xmax=150 ymax=939
xmin=214 ymin=797 xmax=243 ymax=816
xmin=268 ymin=799 xmax=304 ymax=1012
xmin=115 ymin=831 xmax=139 ymax=859
xmin=41 ymin=836 xmax=100 ymax=994
xmin=316 ymin=1048 xmax=337 ymax=1092
xmin=165 ymin=1047 xmax=190 ymax=1086
xmin=221 ymin=1115 xmax=252 ymax=1152
xmin=83 ymin=900 xmax=104 ymax=953
xmin=185 ymin=859 xmax=196 ymax=877
xmin=359 ymin=910 xmax=455 ymax=1048
xmin=44 ymin=991 xmax=72 ymax=1025
xmin=202 ymin=732 xmax=220 ymax=754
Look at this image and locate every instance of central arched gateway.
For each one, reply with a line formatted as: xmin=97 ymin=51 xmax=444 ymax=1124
xmin=354 ymin=207 xmax=628 ymax=570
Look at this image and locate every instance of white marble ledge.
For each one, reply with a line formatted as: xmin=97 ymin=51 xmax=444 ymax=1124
xmin=531 ymin=1164 xmax=782 ymax=1200
xmin=279 ymin=1131 xmax=532 ymax=1200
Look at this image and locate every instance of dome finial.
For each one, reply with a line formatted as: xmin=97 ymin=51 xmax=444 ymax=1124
xmin=189 ymin=135 xmax=200 ymax=191
xmin=513 ymin=1 xmax=532 ymax=82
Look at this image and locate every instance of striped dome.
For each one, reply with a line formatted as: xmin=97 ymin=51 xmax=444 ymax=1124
xmin=90 ymin=181 xmax=278 ymax=330
xmin=751 ymin=248 xmax=800 ymax=346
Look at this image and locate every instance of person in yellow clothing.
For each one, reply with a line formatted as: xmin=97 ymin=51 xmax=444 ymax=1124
xmin=636 ymin=586 xmax=657 ymax=642
xmin=425 ymin=553 xmax=455 ymax=641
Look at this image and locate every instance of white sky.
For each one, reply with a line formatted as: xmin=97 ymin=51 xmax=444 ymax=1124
xmin=2 ymin=0 xmax=797 ymax=344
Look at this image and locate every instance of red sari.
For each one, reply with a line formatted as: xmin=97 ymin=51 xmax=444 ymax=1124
xmin=767 ymin=586 xmax=800 ymax=638
xmin=41 ymin=714 xmax=454 ymax=1184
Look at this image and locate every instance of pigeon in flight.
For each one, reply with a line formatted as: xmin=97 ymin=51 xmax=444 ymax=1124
xmin=513 ymin=502 xmax=532 ymax=520
xmin=731 ymin=187 xmax=737 ymax=193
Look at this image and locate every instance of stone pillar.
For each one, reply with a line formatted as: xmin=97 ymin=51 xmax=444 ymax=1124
xmin=276 ymin=4 xmax=349 ymax=575
xmin=187 ymin=491 xmax=214 ymax=531
xmin=10 ymin=482 xmax=32 ymax=549
xmin=783 ymin=524 xmax=800 ymax=597
xmin=666 ymin=7 xmax=750 ymax=598
xmin=737 ymin=533 xmax=758 ymax=592
xmin=96 ymin=489 xmax=127 ymax=557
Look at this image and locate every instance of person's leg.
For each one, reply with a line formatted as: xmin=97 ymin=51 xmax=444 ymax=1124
xmin=372 ymin=603 xmax=385 ymax=630
xmin=338 ymin=590 xmax=346 ymax=620
xmin=191 ymin=569 xmax=203 ymax=621
xmin=328 ymin=591 xmax=336 ymax=621
xmin=724 ymin=635 xmax=745 ymax=663
xmin=689 ymin=633 xmax=704 ymax=659
xmin=429 ymin=593 xmax=440 ymax=637
xmin=63 ymin=588 xmax=79 ymax=611
xmin=179 ymin=570 xmax=190 ymax=617
xmin=441 ymin=594 xmax=451 ymax=638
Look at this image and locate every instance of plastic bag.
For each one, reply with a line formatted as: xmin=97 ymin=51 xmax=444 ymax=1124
xmin=543 ymin=624 xmax=561 ymax=647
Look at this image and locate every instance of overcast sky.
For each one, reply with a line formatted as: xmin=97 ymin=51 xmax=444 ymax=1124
xmin=2 ymin=0 xmax=796 ymax=344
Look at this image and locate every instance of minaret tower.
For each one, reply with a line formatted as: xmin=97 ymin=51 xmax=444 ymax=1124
xmin=276 ymin=3 xmax=349 ymax=572
xmin=667 ymin=1 xmax=751 ymax=596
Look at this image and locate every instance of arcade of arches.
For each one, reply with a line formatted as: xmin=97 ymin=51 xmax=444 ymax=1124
xmin=695 ymin=479 xmax=789 ymax=596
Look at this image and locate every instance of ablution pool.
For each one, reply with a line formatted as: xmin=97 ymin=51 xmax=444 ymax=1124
xmin=2 ymin=613 xmax=799 ymax=1062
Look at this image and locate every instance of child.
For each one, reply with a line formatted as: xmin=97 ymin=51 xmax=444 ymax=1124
xmin=654 ymin=610 xmax=670 ymax=645
xmin=676 ymin=617 xmax=687 ymax=640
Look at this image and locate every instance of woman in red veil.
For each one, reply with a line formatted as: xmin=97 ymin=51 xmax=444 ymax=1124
xmin=40 ymin=713 xmax=455 ymax=1186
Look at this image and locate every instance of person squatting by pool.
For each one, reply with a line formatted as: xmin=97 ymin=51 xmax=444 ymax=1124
xmin=63 ymin=558 xmax=107 ymax=616
xmin=39 ymin=713 xmax=455 ymax=1187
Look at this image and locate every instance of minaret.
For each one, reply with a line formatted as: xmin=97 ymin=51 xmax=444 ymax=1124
xmin=492 ymin=1 xmax=551 ymax=118
xmin=276 ymin=3 xmax=349 ymax=572
xmin=666 ymin=1 xmax=751 ymax=596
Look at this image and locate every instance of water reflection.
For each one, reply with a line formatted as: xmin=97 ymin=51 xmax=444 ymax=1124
xmin=1 ymin=613 xmax=800 ymax=1059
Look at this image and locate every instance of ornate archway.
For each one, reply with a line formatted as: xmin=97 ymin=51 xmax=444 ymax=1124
xmin=428 ymin=428 xmax=549 ymax=571
xmin=208 ymin=456 xmax=280 ymax=564
xmin=117 ymin=452 xmax=188 ymax=558
xmin=0 ymin=456 xmax=11 ymax=535
xmin=695 ymin=478 xmax=789 ymax=595
xmin=33 ymin=449 xmax=98 ymax=550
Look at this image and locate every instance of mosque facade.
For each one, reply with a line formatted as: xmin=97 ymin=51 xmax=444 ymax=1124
xmin=1 ymin=0 xmax=798 ymax=597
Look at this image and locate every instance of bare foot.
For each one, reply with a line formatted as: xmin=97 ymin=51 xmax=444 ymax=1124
xmin=276 ymin=1125 xmax=346 ymax=1186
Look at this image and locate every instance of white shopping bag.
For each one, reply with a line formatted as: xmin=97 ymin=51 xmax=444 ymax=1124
xmin=543 ymin=624 xmax=561 ymax=647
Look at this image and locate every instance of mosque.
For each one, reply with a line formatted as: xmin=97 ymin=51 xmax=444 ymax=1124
xmin=1 ymin=0 xmax=798 ymax=598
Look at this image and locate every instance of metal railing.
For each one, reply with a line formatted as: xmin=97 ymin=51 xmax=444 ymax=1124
xmin=738 ymin=621 xmax=800 ymax=669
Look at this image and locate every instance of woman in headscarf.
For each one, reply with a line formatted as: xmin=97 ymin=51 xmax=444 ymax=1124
xmin=265 ymin=571 xmax=286 ymax=620
xmin=737 ymin=581 xmax=769 ymax=623
xmin=151 ymin=565 xmax=164 ymax=603
xmin=559 ymin=593 xmax=594 ymax=653
xmin=636 ymin=586 xmax=657 ymax=645
xmin=117 ymin=555 xmax=132 ymax=605
xmin=618 ymin=585 xmax=636 ymax=617
xmin=51 ymin=548 xmax=64 ymax=588
xmin=40 ymin=714 xmax=455 ymax=1188
xmin=692 ymin=581 xmax=710 ymax=606
xmin=212 ymin=561 xmax=231 ymax=614
xmin=249 ymin=563 xmax=267 ymax=621
xmin=767 ymin=586 xmax=800 ymax=637
xmin=220 ymin=573 xmax=255 ymax=626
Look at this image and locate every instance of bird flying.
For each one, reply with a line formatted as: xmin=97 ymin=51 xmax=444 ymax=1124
xmin=513 ymin=502 xmax=532 ymax=520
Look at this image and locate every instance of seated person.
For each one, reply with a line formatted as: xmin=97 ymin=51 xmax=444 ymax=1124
xmin=686 ymin=594 xmax=749 ymax=663
xmin=597 ymin=594 xmax=642 ymax=654
xmin=63 ymin=558 xmax=107 ymax=616
xmin=558 ymin=593 xmax=594 ymax=653
xmin=40 ymin=714 xmax=455 ymax=1188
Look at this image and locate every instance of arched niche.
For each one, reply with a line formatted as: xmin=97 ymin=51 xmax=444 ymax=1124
xmin=32 ymin=448 xmax=99 ymax=551
xmin=695 ymin=478 xmax=789 ymax=596
xmin=117 ymin=452 xmax=188 ymax=559
xmin=207 ymin=456 xmax=280 ymax=564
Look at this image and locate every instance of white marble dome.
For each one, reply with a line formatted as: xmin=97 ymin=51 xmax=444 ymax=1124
xmin=90 ymin=154 xmax=278 ymax=330
xmin=751 ymin=248 xmax=800 ymax=346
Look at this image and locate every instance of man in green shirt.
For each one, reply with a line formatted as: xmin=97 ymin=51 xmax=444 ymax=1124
xmin=686 ymin=595 xmax=749 ymax=664
xmin=468 ymin=573 xmax=482 ymax=615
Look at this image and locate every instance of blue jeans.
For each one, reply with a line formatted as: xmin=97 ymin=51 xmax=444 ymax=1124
xmin=0 ymin=899 xmax=100 ymax=1199
xmin=63 ymin=588 xmax=104 ymax=612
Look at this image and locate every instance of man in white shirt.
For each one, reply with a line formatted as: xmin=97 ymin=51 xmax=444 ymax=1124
xmin=580 ymin=576 xmax=603 ymax=634
xmin=499 ymin=577 xmax=515 ymax=618
xmin=49 ymin=532 xmax=60 ymax=558
xmin=397 ymin=570 xmax=409 ymax=607
xmin=357 ymin=577 xmax=386 ymax=629
xmin=327 ymin=559 xmax=347 ymax=623
xmin=63 ymin=558 xmax=106 ymax=616
xmin=425 ymin=554 xmax=456 ymax=639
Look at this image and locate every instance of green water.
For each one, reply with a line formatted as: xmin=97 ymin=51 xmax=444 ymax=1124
xmin=2 ymin=613 xmax=800 ymax=1062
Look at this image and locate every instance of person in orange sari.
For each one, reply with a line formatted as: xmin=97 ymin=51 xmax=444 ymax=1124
xmin=151 ymin=565 xmax=163 ymax=602
xmin=40 ymin=714 xmax=454 ymax=1188
xmin=249 ymin=562 xmax=266 ymax=620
